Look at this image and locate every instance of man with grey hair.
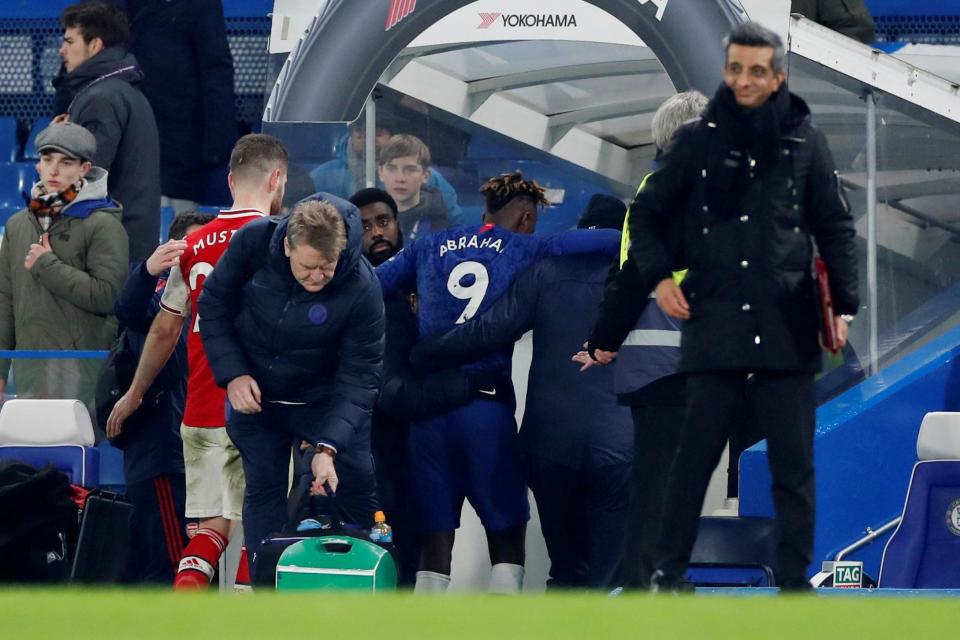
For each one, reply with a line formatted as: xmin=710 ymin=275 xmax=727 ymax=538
xmin=198 ymin=194 xmax=384 ymax=573
xmin=574 ymin=90 xmax=707 ymax=590
xmin=591 ymin=21 xmax=859 ymax=591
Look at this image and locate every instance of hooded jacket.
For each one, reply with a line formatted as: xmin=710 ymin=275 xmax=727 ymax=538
xmin=198 ymin=195 xmax=385 ymax=453
xmin=626 ymin=85 xmax=859 ymax=373
xmin=54 ymin=47 xmax=161 ymax=264
xmin=0 ymin=167 xmax=129 ymax=399
xmin=397 ymin=185 xmax=450 ymax=243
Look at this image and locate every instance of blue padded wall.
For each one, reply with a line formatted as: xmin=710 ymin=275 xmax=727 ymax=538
xmin=739 ymin=325 xmax=960 ymax=580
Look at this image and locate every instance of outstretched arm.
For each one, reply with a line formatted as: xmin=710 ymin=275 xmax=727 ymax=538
xmin=410 ymin=264 xmax=539 ymax=370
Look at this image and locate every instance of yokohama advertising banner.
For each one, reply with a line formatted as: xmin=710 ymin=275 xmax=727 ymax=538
xmin=265 ymin=0 xmax=747 ymax=123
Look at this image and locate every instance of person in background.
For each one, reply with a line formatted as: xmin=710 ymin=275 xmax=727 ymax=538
xmin=311 ymin=119 xmax=464 ymax=224
xmin=0 ymin=122 xmax=128 ymax=419
xmin=378 ymin=134 xmax=451 ymax=242
xmin=791 ymin=0 xmax=875 ymax=43
xmin=410 ymin=195 xmax=633 ymax=591
xmin=53 ymin=1 xmax=161 ymax=264
xmin=577 ymin=91 xmax=708 ymax=590
xmin=125 ymin=0 xmax=237 ymax=213
xmin=107 ymin=210 xmax=214 ymax=584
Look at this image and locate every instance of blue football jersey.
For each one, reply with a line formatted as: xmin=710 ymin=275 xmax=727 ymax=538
xmin=375 ymin=224 xmax=619 ymax=373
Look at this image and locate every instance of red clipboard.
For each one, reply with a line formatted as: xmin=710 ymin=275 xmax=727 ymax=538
xmin=815 ymin=256 xmax=840 ymax=354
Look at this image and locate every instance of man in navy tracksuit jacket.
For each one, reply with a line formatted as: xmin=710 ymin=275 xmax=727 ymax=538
xmin=109 ymin=212 xmax=211 ymax=583
xmin=198 ymin=193 xmax=384 ymax=564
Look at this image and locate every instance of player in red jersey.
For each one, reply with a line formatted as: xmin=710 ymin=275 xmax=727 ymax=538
xmin=107 ymin=134 xmax=288 ymax=589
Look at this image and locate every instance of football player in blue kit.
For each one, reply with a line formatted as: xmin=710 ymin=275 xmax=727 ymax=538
xmin=375 ymin=171 xmax=620 ymax=593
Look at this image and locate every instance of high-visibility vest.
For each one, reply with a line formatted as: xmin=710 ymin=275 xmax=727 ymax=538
xmin=613 ymin=173 xmax=684 ymax=396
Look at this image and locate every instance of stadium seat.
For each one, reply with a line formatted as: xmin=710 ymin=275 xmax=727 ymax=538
xmin=23 ymin=117 xmax=52 ymax=161
xmin=0 ymin=161 xmax=32 ymax=228
xmin=159 ymin=205 xmax=174 ymax=242
xmin=878 ymin=412 xmax=960 ymax=588
xmin=0 ymin=399 xmax=100 ymax=487
xmin=0 ymin=117 xmax=19 ymax=162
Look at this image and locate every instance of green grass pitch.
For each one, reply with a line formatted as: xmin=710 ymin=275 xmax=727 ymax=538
xmin=1 ymin=590 xmax=956 ymax=639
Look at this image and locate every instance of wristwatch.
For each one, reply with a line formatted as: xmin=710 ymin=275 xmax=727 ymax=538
xmin=840 ymin=314 xmax=855 ymax=325
xmin=315 ymin=444 xmax=336 ymax=459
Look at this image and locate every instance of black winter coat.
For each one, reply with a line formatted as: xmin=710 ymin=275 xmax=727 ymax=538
xmin=53 ymin=47 xmax=161 ymax=264
xmin=198 ymin=198 xmax=385 ymax=453
xmin=111 ymin=261 xmax=187 ymax=484
xmin=125 ymin=0 xmax=237 ymax=201
xmin=628 ymin=86 xmax=859 ymax=373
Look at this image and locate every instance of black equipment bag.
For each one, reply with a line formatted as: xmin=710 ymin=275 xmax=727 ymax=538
xmin=70 ymin=490 xmax=133 ymax=583
xmin=0 ymin=462 xmax=77 ymax=583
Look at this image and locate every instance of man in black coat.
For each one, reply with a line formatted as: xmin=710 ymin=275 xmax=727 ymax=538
xmin=198 ymin=194 xmax=384 ymax=565
xmin=53 ymin=2 xmax=161 ymax=264
xmin=596 ymin=22 xmax=859 ymax=591
xmin=125 ymin=0 xmax=237 ymax=207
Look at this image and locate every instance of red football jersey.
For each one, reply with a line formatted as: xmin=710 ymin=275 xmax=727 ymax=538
xmin=159 ymin=209 xmax=267 ymax=427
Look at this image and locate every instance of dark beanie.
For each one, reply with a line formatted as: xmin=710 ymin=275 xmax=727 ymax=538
xmin=349 ymin=187 xmax=398 ymax=217
xmin=577 ymin=194 xmax=627 ymax=230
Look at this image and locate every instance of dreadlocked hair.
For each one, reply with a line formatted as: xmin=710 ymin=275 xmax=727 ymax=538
xmin=480 ymin=171 xmax=550 ymax=214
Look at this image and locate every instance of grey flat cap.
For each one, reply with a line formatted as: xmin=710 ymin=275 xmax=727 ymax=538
xmin=35 ymin=122 xmax=97 ymax=162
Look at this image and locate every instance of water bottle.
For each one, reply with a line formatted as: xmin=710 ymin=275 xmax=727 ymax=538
xmin=369 ymin=510 xmax=393 ymax=544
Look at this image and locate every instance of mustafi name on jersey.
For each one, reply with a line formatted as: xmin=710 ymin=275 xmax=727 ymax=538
xmin=191 ymin=228 xmax=239 ymax=255
xmin=438 ymin=234 xmax=504 ymax=257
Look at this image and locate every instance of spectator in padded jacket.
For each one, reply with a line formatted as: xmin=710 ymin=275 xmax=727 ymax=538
xmin=198 ymin=194 xmax=384 ymax=564
xmin=53 ymin=1 xmax=161 ymax=264
xmin=0 ymin=122 xmax=127 ymax=421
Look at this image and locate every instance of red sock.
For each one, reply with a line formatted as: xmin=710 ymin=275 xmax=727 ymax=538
xmin=234 ymin=546 xmax=251 ymax=591
xmin=174 ymin=528 xmax=228 ymax=591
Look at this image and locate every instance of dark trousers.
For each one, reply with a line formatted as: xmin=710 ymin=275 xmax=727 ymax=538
xmin=228 ymin=403 xmax=378 ymax=565
xmin=122 ymin=474 xmax=187 ymax=584
xmin=618 ymin=404 xmax=686 ymax=589
xmin=525 ymin=454 xmax=630 ymax=590
xmin=655 ymin=370 xmax=816 ymax=585
xmin=372 ymin=442 xmax=419 ymax=586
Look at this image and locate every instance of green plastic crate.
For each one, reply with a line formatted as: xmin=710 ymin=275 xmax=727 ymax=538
xmin=276 ymin=536 xmax=397 ymax=592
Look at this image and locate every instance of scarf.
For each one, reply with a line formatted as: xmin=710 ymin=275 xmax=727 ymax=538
xmin=28 ymin=180 xmax=83 ymax=231
xmin=704 ymin=83 xmax=791 ymax=222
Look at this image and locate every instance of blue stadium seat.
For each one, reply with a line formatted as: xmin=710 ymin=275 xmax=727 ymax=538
xmin=0 ymin=117 xmax=18 ymax=162
xmin=159 ymin=205 xmax=174 ymax=242
xmin=0 ymin=399 xmax=101 ymax=488
xmin=878 ymin=412 xmax=960 ymax=588
xmin=0 ymin=161 xmax=32 ymax=228
xmin=23 ymin=117 xmax=52 ymax=161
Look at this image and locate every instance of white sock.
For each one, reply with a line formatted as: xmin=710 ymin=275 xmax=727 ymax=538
xmin=489 ymin=563 xmax=524 ymax=594
xmin=415 ymin=570 xmax=451 ymax=594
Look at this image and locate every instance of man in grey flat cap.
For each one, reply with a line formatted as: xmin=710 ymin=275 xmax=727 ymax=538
xmin=0 ymin=122 xmax=128 ymax=425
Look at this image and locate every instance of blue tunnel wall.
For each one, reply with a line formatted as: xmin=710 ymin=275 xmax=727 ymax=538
xmin=739 ymin=326 xmax=960 ymax=579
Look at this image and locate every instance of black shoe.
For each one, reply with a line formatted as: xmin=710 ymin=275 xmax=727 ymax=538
xmin=650 ymin=569 xmax=695 ymax=594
